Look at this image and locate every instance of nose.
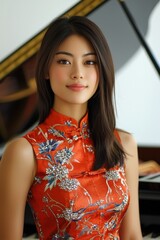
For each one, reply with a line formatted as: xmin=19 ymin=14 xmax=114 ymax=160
xmin=71 ymin=74 xmax=83 ymax=80
xmin=70 ymin=63 xmax=83 ymax=80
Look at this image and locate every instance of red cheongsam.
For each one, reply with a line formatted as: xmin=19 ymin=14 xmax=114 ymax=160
xmin=24 ymin=109 xmax=130 ymax=240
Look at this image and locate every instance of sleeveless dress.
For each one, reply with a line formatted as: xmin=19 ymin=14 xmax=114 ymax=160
xmin=24 ymin=109 xmax=130 ymax=240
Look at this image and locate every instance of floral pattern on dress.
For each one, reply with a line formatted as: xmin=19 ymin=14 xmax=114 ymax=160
xmin=58 ymin=178 xmax=79 ymax=191
xmin=38 ymin=139 xmax=63 ymax=154
xmin=24 ymin=109 xmax=130 ymax=240
xmin=43 ymin=163 xmax=69 ymax=191
xmin=54 ymin=147 xmax=74 ymax=164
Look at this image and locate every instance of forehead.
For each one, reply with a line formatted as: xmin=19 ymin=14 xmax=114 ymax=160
xmin=56 ymin=34 xmax=94 ymax=53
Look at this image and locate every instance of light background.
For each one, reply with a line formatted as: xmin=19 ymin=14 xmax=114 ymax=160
xmin=1 ymin=0 xmax=160 ymax=146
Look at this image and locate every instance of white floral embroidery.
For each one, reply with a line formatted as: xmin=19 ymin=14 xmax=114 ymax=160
xmin=43 ymin=163 xmax=69 ymax=190
xmin=54 ymin=147 xmax=74 ymax=164
xmin=58 ymin=178 xmax=79 ymax=191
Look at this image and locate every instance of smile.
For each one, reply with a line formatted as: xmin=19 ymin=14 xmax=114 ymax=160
xmin=66 ymin=84 xmax=87 ymax=92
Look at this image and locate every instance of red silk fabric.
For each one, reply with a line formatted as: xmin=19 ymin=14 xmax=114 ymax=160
xmin=24 ymin=109 xmax=130 ymax=239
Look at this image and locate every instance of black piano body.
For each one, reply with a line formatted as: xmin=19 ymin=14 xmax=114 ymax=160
xmin=138 ymin=147 xmax=160 ymax=238
xmin=139 ymin=173 xmax=160 ymax=237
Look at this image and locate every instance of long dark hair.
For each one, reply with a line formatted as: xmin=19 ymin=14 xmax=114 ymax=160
xmin=36 ymin=16 xmax=125 ymax=170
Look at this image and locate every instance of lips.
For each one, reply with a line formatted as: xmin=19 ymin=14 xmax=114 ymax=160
xmin=66 ymin=84 xmax=87 ymax=91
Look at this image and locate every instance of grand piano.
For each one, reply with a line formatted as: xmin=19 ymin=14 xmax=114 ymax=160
xmin=0 ymin=0 xmax=160 ymax=239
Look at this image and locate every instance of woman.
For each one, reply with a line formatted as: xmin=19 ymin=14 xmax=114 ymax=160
xmin=0 ymin=16 xmax=142 ymax=239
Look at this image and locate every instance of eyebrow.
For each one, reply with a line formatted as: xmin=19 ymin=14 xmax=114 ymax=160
xmin=55 ymin=51 xmax=96 ymax=57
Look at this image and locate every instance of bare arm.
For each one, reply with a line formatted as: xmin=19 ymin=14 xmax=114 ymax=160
xmin=0 ymin=138 xmax=36 ymax=240
xmin=118 ymin=131 xmax=143 ymax=240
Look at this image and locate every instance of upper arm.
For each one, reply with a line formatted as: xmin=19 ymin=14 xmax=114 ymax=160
xmin=0 ymin=137 xmax=36 ymax=240
xmin=118 ymin=131 xmax=142 ymax=240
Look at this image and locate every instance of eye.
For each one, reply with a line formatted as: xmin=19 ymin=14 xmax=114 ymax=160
xmin=85 ymin=60 xmax=97 ymax=65
xmin=57 ymin=59 xmax=70 ymax=65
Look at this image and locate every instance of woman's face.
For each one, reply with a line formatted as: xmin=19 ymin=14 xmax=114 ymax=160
xmin=48 ymin=34 xmax=99 ymax=110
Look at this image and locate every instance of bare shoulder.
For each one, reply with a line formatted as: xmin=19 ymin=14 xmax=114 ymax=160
xmin=117 ymin=129 xmax=139 ymax=177
xmin=2 ymin=137 xmax=34 ymax=162
xmin=117 ymin=130 xmax=142 ymax=238
xmin=0 ymin=138 xmax=36 ymax=239
xmin=116 ymin=129 xmax=137 ymax=155
xmin=1 ymin=137 xmax=36 ymax=180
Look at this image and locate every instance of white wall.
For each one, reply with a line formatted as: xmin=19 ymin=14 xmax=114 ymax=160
xmin=0 ymin=0 xmax=79 ymax=61
xmin=89 ymin=0 xmax=160 ymax=147
xmin=115 ymin=3 xmax=160 ymax=146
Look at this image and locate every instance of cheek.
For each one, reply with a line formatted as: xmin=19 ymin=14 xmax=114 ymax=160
xmin=90 ymin=70 xmax=99 ymax=89
xmin=49 ymin=67 xmax=66 ymax=83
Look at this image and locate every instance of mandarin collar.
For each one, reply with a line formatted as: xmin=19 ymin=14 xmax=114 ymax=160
xmin=44 ymin=109 xmax=88 ymax=130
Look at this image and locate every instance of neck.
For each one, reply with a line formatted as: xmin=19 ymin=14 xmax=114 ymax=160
xmin=53 ymin=102 xmax=87 ymax=124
